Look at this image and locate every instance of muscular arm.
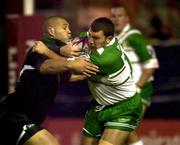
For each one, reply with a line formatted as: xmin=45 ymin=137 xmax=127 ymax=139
xmin=40 ymin=58 xmax=71 ymax=74
xmin=33 ymin=41 xmax=64 ymax=59
xmin=34 ymin=41 xmax=98 ymax=77
xmin=128 ymin=33 xmax=159 ymax=87
xmin=136 ymin=68 xmax=155 ymax=88
xmin=40 ymin=56 xmax=98 ymax=77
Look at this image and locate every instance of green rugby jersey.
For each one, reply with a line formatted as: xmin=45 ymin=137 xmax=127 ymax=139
xmin=88 ymin=38 xmax=136 ymax=105
xmin=116 ymin=24 xmax=159 ymax=83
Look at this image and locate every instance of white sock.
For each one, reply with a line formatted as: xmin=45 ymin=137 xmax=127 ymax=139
xmin=129 ymin=140 xmax=143 ymax=145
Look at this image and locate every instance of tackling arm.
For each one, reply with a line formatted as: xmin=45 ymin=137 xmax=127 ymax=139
xmin=33 ymin=41 xmax=97 ymax=78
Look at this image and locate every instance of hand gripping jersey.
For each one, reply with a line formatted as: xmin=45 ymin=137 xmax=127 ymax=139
xmin=116 ymin=24 xmax=159 ymax=83
xmin=88 ymin=38 xmax=136 ymax=105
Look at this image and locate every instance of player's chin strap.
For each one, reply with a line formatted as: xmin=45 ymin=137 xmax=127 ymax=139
xmin=99 ymin=140 xmax=114 ymax=145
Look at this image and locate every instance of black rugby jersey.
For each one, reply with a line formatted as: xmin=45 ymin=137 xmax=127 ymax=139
xmin=1 ymin=36 xmax=66 ymax=125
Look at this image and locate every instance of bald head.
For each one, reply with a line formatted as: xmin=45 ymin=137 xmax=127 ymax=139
xmin=43 ymin=16 xmax=71 ymax=43
xmin=43 ymin=16 xmax=65 ymax=33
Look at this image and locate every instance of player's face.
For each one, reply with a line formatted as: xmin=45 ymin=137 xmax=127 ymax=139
xmin=52 ymin=19 xmax=71 ymax=43
xmin=110 ymin=7 xmax=129 ymax=34
xmin=88 ymin=29 xmax=111 ymax=50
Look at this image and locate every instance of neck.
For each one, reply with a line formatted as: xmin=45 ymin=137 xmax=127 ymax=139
xmin=115 ymin=31 xmax=122 ymax=36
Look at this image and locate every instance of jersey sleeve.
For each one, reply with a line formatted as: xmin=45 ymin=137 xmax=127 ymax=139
xmin=48 ymin=44 xmax=60 ymax=55
xmin=26 ymin=49 xmax=49 ymax=71
xmin=128 ymin=33 xmax=159 ymax=69
xmin=79 ymin=31 xmax=88 ymax=38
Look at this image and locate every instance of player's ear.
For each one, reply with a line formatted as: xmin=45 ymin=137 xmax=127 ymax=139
xmin=48 ymin=27 xmax=55 ymax=36
xmin=126 ymin=15 xmax=130 ymax=23
xmin=106 ymin=36 xmax=113 ymax=44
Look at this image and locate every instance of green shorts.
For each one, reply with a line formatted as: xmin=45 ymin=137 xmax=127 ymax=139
xmin=83 ymin=93 xmax=142 ymax=138
xmin=139 ymin=82 xmax=153 ymax=107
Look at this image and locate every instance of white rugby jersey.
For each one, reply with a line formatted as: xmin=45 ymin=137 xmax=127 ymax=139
xmin=88 ymin=38 xmax=136 ymax=105
xmin=116 ymin=24 xmax=159 ymax=83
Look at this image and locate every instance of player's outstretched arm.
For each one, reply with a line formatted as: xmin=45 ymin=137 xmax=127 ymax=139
xmin=33 ymin=41 xmax=98 ymax=76
xmin=69 ymin=57 xmax=99 ymax=77
xmin=33 ymin=41 xmax=63 ymax=59
xmin=40 ymin=57 xmax=98 ymax=77
xmin=34 ymin=41 xmax=82 ymax=58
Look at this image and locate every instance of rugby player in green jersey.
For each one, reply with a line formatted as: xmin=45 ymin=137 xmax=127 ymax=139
xmin=81 ymin=17 xmax=142 ymax=145
xmin=110 ymin=4 xmax=159 ymax=145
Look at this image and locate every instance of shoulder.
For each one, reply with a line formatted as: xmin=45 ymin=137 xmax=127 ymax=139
xmin=127 ymin=29 xmax=148 ymax=44
xmin=118 ymin=28 xmax=145 ymax=44
xmin=91 ymin=40 xmax=124 ymax=71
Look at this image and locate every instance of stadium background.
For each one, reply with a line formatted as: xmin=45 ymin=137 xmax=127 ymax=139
xmin=0 ymin=0 xmax=180 ymax=145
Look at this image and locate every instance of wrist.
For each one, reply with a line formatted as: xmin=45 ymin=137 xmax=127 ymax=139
xmin=59 ymin=48 xmax=64 ymax=56
xmin=136 ymin=86 xmax=141 ymax=93
xmin=66 ymin=58 xmax=75 ymax=70
xmin=136 ymin=84 xmax=143 ymax=88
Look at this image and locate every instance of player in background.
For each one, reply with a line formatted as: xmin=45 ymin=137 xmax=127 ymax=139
xmin=110 ymin=4 xmax=159 ymax=145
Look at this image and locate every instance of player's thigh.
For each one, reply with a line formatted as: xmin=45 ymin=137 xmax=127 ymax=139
xmin=82 ymin=135 xmax=99 ymax=145
xmin=23 ymin=129 xmax=60 ymax=145
xmin=100 ymin=129 xmax=130 ymax=145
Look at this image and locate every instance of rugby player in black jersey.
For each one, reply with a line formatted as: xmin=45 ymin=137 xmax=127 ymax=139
xmin=0 ymin=16 xmax=98 ymax=145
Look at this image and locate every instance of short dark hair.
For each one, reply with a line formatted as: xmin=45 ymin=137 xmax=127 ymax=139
xmin=90 ymin=17 xmax=115 ymax=37
xmin=43 ymin=16 xmax=65 ymax=33
xmin=111 ymin=3 xmax=128 ymax=16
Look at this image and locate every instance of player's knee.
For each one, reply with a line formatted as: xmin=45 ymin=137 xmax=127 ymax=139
xmin=99 ymin=140 xmax=113 ymax=145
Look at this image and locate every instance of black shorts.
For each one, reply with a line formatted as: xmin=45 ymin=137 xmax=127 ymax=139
xmin=0 ymin=112 xmax=42 ymax=145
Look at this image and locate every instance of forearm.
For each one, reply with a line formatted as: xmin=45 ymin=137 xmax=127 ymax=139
xmin=136 ymin=68 xmax=155 ymax=88
xmin=43 ymin=48 xmax=63 ymax=59
xmin=69 ymin=74 xmax=87 ymax=82
xmin=40 ymin=58 xmax=72 ymax=74
xmin=35 ymin=41 xmax=98 ymax=76
xmin=34 ymin=41 xmax=64 ymax=59
xmin=38 ymin=44 xmax=72 ymax=74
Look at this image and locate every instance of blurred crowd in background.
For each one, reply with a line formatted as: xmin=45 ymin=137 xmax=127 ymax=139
xmin=3 ymin=0 xmax=180 ymax=41
xmin=37 ymin=0 xmax=180 ymax=42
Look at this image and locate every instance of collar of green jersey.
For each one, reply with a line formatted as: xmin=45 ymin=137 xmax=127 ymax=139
xmin=96 ymin=37 xmax=116 ymax=55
